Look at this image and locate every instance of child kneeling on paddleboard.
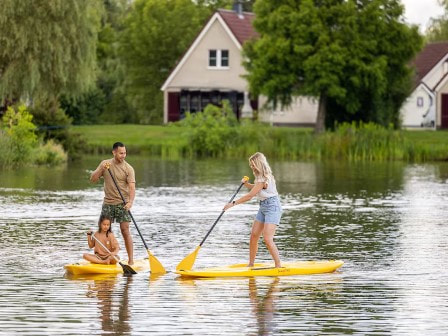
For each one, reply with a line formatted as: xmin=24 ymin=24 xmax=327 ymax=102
xmin=83 ymin=215 xmax=120 ymax=264
xmin=223 ymin=152 xmax=282 ymax=268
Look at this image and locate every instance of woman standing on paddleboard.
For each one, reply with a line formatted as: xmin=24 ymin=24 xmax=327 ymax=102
xmin=223 ymin=152 xmax=282 ymax=268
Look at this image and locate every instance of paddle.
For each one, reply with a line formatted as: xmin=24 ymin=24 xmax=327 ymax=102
xmin=89 ymin=232 xmax=137 ymax=275
xmin=176 ymin=176 xmax=249 ymax=271
xmin=106 ymin=167 xmax=166 ymax=275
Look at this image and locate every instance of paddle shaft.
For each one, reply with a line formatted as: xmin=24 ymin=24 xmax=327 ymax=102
xmin=107 ymin=169 xmax=150 ymax=251
xmin=89 ymin=233 xmax=120 ymax=263
xmin=199 ymin=182 xmax=245 ymax=247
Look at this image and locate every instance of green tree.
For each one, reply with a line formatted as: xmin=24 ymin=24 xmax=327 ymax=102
xmin=60 ymin=0 xmax=130 ymax=124
xmin=118 ymin=0 xmax=210 ymax=124
xmin=0 ymin=0 xmax=102 ymax=104
xmin=427 ymin=0 xmax=448 ymax=41
xmin=244 ymin=0 xmax=422 ymax=133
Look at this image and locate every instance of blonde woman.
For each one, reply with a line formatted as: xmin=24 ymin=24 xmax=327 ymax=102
xmin=223 ymin=152 xmax=282 ymax=268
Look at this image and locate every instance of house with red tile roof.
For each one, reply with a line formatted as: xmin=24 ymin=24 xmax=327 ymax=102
xmin=401 ymin=42 xmax=448 ymax=129
xmin=160 ymin=6 xmax=318 ymax=125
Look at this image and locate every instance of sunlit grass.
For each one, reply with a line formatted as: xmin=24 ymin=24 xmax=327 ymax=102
xmin=73 ymin=123 xmax=448 ymax=162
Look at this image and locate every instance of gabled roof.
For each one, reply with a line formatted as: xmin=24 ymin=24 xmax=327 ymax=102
xmin=413 ymin=41 xmax=448 ymax=83
xmin=161 ymin=9 xmax=258 ymax=91
xmin=217 ymin=9 xmax=258 ymax=45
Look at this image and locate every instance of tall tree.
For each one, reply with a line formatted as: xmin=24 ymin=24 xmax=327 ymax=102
xmin=0 ymin=0 xmax=102 ymax=105
xmin=118 ymin=0 xmax=211 ymax=124
xmin=427 ymin=0 xmax=448 ymax=41
xmin=243 ymin=0 xmax=422 ymax=133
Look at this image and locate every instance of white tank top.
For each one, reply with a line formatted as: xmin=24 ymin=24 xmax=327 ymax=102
xmin=255 ymin=175 xmax=278 ymax=200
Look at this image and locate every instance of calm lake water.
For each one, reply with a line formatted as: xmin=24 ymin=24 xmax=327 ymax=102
xmin=1 ymin=156 xmax=448 ymax=335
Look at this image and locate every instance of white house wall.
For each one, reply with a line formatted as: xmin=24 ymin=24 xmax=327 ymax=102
xmin=422 ymin=58 xmax=448 ymax=90
xmin=258 ymin=96 xmax=318 ymax=125
xmin=401 ymin=85 xmax=433 ymax=128
xmin=167 ymin=19 xmax=247 ymax=91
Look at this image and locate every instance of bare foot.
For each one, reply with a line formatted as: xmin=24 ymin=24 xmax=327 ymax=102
xmin=128 ymin=260 xmax=134 ymax=266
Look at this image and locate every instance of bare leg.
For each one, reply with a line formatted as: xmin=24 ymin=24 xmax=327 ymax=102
xmin=263 ymin=224 xmax=281 ymax=268
xmin=83 ymin=253 xmax=108 ymax=264
xmin=120 ymin=221 xmax=134 ymax=265
xmin=249 ymin=220 xmax=264 ymax=267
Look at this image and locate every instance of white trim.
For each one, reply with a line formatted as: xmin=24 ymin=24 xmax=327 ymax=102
xmin=421 ymin=54 xmax=448 ymax=84
xmin=433 ymin=72 xmax=448 ymax=92
xmin=161 ymin=12 xmax=242 ymax=91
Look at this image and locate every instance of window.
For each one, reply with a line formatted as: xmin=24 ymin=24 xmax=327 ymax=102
xmin=417 ymin=97 xmax=424 ymax=107
xmin=208 ymin=49 xmax=229 ymax=68
xmin=209 ymin=50 xmax=217 ymax=67
xmin=221 ymin=50 xmax=229 ymax=67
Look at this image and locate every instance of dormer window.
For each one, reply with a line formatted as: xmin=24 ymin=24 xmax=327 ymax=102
xmin=209 ymin=49 xmax=229 ymax=68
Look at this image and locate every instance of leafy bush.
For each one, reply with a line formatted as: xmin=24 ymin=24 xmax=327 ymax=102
xmin=180 ymin=100 xmax=239 ymax=157
xmin=1 ymin=105 xmax=37 ymax=166
xmin=29 ymin=101 xmax=87 ymax=160
xmin=33 ymin=140 xmax=68 ymax=165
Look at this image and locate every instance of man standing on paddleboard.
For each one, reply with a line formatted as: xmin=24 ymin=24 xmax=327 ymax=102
xmin=90 ymin=142 xmax=136 ymax=265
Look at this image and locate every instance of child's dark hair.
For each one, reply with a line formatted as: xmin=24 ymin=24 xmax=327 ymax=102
xmin=98 ymin=214 xmax=113 ymax=236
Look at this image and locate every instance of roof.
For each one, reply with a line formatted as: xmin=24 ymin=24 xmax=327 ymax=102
xmin=413 ymin=41 xmax=448 ymax=83
xmin=161 ymin=9 xmax=258 ymax=91
xmin=217 ymin=9 xmax=258 ymax=45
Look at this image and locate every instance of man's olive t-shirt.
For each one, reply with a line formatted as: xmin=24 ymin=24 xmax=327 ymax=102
xmin=97 ymin=159 xmax=136 ymax=205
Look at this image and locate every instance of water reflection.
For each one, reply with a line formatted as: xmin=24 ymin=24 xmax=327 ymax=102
xmin=67 ymin=274 xmax=133 ymax=335
xmin=248 ymin=277 xmax=279 ymax=336
xmin=1 ymin=157 xmax=448 ymax=334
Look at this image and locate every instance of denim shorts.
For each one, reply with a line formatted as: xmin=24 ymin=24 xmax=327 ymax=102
xmin=255 ymin=196 xmax=282 ymax=225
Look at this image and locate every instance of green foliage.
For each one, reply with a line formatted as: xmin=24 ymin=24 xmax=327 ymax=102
xmin=180 ymin=101 xmax=239 ymax=156
xmin=60 ymin=87 xmax=106 ymax=125
xmin=29 ymin=102 xmax=87 ymax=161
xmin=317 ymin=122 xmax=407 ymax=161
xmin=0 ymin=0 xmax=103 ymax=102
xmin=118 ymin=0 xmax=211 ymax=124
xmin=244 ymin=0 xmax=423 ymax=132
xmin=75 ymin=123 xmax=448 ymax=162
xmin=426 ymin=1 xmax=448 ymax=41
xmin=33 ymin=140 xmax=68 ymax=166
xmin=0 ymin=105 xmax=37 ymax=167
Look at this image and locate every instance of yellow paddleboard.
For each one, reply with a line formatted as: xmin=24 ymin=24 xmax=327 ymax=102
xmin=176 ymin=260 xmax=344 ymax=278
xmin=64 ymin=259 xmax=149 ymax=275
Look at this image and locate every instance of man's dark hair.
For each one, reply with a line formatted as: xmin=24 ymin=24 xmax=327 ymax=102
xmin=112 ymin=142 xmax=125 ymax=150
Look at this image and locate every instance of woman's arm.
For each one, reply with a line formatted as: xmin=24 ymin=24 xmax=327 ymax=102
xmin=223 ymin=182 xmax=264 ymax=211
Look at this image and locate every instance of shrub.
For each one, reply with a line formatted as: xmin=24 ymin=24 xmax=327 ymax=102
xmin=1 ymin=104 xmax=37 ymax=166
xmin=180 ymin=100 xmax=239 ymax=157
xmin=33 ymin=140 xmax=68 ymax=165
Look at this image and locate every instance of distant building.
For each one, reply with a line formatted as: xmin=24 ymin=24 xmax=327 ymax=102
xmin=160 ymin=7 xmax=318 ymax=126
xmin=401 ymin=42 xmax=448 ymax=129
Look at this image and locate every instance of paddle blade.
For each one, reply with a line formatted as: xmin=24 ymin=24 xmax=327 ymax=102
xmin=176 ymin=246 xmax=201 ymax=271
xmin=120 ymin=262 xmax=137 ymax=275
xmin=147 ymin=250 xmax=166 ymax=275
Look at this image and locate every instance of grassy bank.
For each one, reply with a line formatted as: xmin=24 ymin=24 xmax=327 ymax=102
xmin=73 ymin=124 xmax=448 ymax=162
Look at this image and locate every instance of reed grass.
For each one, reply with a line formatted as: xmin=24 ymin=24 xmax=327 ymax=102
xmin=73 ymin=123 xmax=448 ymax=162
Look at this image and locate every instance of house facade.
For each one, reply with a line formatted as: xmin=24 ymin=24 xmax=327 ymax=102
xmin=161 ymin=8 xmax=318 ymax=126
xmin=401 ymin=42 xmax=448 ymax=129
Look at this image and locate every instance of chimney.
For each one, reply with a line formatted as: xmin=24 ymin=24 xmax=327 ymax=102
xmin=233 ymin=0 xmax=244 ymax=19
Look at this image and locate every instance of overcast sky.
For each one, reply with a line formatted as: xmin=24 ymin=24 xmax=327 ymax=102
xmin=401 ymin=0 xmax=445 ymax=31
